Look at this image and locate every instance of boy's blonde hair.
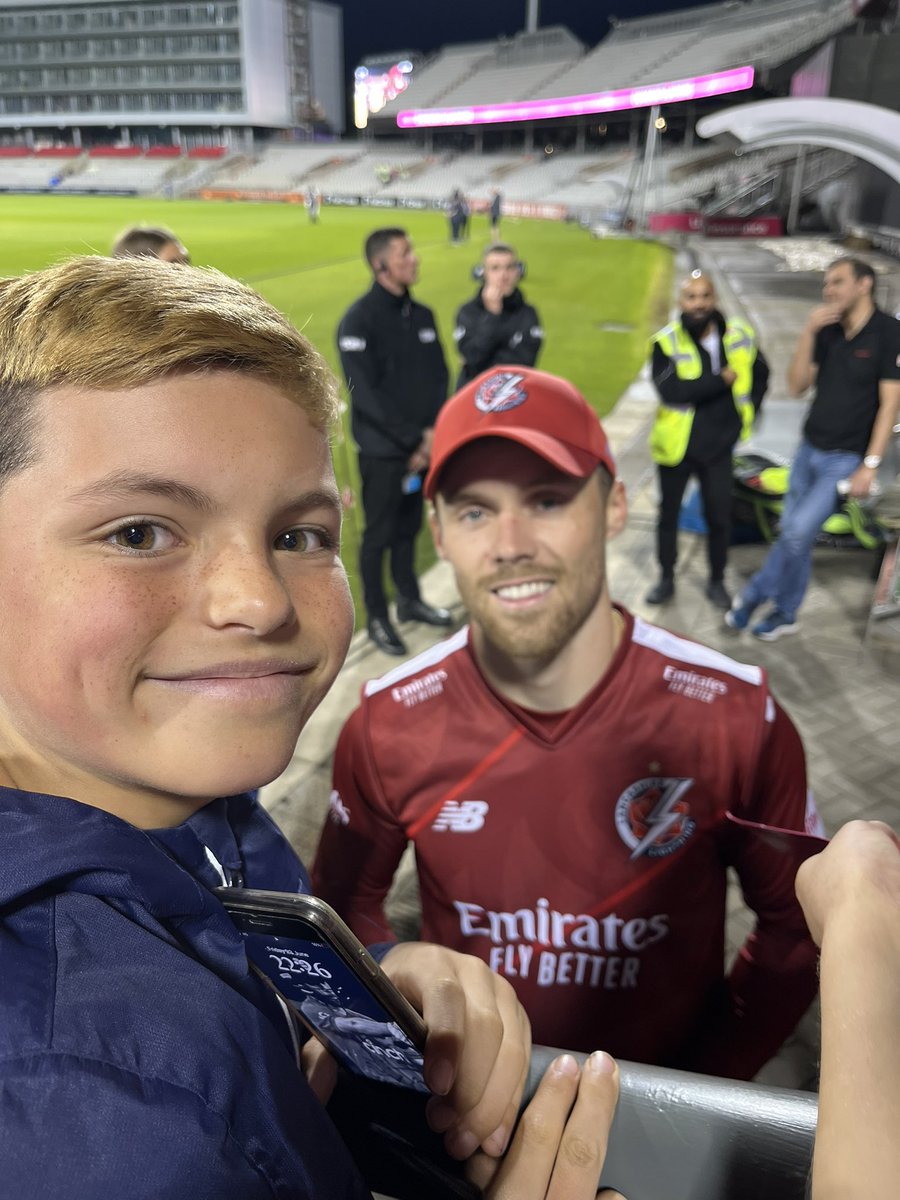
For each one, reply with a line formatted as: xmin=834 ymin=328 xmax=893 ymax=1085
xmin=0 ymin=254 xmax=338 ymax=484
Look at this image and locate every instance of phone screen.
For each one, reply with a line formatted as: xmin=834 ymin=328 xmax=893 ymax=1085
xmin=230 ymin=910 xmax=429 ymax=1093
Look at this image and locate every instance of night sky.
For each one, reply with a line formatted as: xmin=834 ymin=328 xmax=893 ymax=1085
xmin=333 ymin=0 xmax=721 ymax=71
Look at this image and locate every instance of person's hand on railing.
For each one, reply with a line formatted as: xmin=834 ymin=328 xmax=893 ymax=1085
xmin=467 ymin=1050 xmax=627 ymax=1200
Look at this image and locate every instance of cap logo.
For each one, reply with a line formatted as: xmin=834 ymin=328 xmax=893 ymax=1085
xmin=474 ymin=372 xmax=527 ymax=414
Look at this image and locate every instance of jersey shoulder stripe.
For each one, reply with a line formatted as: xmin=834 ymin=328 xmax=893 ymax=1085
xmin=363 ymin=626 xmax=470 ymax=697
xmin=632 ymin=616 xmax=764 ymax=687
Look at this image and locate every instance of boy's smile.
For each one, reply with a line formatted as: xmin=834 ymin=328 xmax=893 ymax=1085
xmin=0 ymin=370 xmax=354 ymax=827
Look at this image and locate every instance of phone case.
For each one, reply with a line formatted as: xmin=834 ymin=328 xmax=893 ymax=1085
xmin=214 ymin=887 xmax=428 ymax=1050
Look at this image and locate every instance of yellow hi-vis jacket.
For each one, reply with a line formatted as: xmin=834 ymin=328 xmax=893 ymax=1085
xmin=649 ymin=318 xmax=758 ymax=467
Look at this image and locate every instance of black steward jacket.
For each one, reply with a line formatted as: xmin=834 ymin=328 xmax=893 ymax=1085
xmin=453 ymin=287 xmax=543 ymax=388
xmin=337 ymin=282 xmax=448 ymax=459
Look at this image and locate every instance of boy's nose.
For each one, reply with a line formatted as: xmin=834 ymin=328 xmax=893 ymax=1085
xmin=202 ymin=543 xmax=295 ymax=634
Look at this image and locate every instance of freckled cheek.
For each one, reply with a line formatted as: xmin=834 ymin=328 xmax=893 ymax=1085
xmin=294 ymin=569 xmax=355 ymax=667
xmin=28 ymin=570 xmax=182 ymax=703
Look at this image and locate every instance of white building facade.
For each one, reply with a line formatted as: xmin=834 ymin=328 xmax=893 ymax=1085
xmin=0 ymin=0 xmax=344 ymax=145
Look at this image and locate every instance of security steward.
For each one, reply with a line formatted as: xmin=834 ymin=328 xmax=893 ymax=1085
xmin=646 ymin=271 xmax=769 ymax=609
xmin=337 ymin=227 xmax=452 ymax=657
xmin=453 ymin=243 xmax=543 ymax=388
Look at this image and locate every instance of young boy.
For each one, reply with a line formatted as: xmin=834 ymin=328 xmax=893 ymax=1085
xmin=0 ymin=255 xmax=545 ymax=1198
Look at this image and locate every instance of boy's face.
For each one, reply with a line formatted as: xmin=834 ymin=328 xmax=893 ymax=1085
xmin=0 ymin=370 xmax=353 ymax=825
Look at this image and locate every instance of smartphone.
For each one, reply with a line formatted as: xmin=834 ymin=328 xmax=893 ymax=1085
xmin=215 ymin=887 xmax=429 ymax=1093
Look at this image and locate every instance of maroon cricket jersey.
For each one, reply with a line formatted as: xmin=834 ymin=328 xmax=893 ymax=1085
xmin=313 ymin=609 xmax=824 ymax=1077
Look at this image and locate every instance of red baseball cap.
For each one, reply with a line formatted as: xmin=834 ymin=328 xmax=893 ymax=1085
xmin=424 ymin=367 xmax=616 ymax=500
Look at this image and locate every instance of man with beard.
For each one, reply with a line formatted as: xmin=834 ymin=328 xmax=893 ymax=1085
xmin=454 ymin=243 xmax=543 ymax=389
xmin=314 ymin=365 xmax=824 ymax=1081
xmin=727 ymin=257 xmax=900 ymax=640
xmin=646 ymin=272 xmax=769 ymax=609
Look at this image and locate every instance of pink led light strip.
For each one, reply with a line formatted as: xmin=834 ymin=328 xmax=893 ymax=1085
xmin=397 ymin=65 xmax=755 ymax=129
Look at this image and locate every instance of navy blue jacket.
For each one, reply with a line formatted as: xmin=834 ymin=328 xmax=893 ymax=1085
xmin=0 ymin=787 xmax=371 ymax=1199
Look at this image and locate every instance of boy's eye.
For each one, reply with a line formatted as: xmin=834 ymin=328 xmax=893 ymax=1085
xmin=109 ymin=523 xmax=176 ymax=552
xmin=274 ymin=528 xmax=329 ymax=552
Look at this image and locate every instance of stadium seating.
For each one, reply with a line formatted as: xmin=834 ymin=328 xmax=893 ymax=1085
xmin=212 ymin=144 xmax=360 ymax=191
xmin=371 ymin=0 xmax=852 ymax=121
xmin=50 ymin=152 xmax=196 ymax=194
xmin=435 ymin=59 xmax=577 ymax=108
xmin=0 ymin=0 xmax=861 ymax=222
xmin=527 ymin=0 xmax=851 ymax=100
xmin=377 ymin=44 xmax=497 ymax=116
xmin=380 ymin=28 xmax=583 ymax=116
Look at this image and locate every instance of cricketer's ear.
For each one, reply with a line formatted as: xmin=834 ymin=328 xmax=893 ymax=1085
xmin=428 ymin=503 xmax=446 ymax=560
xmin=605 ymin=478 xmax=628 ymax=543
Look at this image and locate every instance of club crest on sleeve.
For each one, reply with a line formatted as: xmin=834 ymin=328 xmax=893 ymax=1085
xmin=614 ymin=777 xmax=695 ymax=861
xmin=474 ymin=372 xmax=527 ymax=414
xmin=328 ymin=789 xmax=351 ymax=826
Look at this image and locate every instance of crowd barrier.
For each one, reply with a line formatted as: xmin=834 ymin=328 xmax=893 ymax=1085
xmin=329 ymin=1046 xmax=817 ymax=1200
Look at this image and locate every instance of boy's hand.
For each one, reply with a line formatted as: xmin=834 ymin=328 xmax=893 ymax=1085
xmin=300 ymin=1037 xmax=338 ymax=1104
xmin=380 ymin=941 xmax=531 ymax=1160
xmin=795 ymin=819 xmax=900 ymax=945
xmin=468 ymin=1051 xmax=623 ymax=1199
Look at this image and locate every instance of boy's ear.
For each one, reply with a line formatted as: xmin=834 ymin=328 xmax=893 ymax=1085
xmin=605 ymin=479 xmax=628 ymax=543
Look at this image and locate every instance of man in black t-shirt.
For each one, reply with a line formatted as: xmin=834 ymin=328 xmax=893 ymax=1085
xmin=727 ymin=257 xmax=900 ymax=641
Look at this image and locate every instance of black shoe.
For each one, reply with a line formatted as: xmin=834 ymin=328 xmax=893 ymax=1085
xmin=395 ymin=597 xmax=453 ymax=627
xmin=367 ymin=616 xmax=407 ymax=657
xmin=705 ymin=580 xmax=732 ymax=610
xmin=645 ymin=576 xmax=674 ymax=605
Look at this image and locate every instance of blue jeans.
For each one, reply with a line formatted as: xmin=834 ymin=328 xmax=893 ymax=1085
xmin=743 ymin=439 xmax=861 ymax=619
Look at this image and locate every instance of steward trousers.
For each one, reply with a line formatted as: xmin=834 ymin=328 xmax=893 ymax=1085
xmin=358 ymin=454 xmax=423 ymax=621
xmin=657 ymin=449 xmax=733 ymax=582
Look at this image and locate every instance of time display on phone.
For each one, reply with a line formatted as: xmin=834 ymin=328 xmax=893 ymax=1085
xmin=236 ymin=919 xmax=428 ymax=1093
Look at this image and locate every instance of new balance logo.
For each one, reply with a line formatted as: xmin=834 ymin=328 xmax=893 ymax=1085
xmin=432 ymin=800 xmax=489 ymax=833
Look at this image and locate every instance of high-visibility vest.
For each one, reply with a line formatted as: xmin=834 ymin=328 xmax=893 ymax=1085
xmin=649 ymin=318 xmax=758 ymax=467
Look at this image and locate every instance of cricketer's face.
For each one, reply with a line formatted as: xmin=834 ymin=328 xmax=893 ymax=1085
xmin=431 ymin=439 xmax=625 ymax=667
xmin=0 ymin=371 xmax=353 ymax=825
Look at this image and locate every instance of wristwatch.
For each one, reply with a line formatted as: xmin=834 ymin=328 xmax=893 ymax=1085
xmin=863 ymin=454 xmax=882 ymax=469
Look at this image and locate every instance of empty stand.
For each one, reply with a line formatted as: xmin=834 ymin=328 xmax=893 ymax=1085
xmin=378 ymin=44 xmax=497 ymax=116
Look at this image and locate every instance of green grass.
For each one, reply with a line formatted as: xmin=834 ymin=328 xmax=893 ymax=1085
xmin=0 ymin=195 xmax=672 ymax=617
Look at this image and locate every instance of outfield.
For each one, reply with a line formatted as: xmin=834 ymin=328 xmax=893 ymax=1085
xmin=0 ymin=195 xmax=672 ymax=615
